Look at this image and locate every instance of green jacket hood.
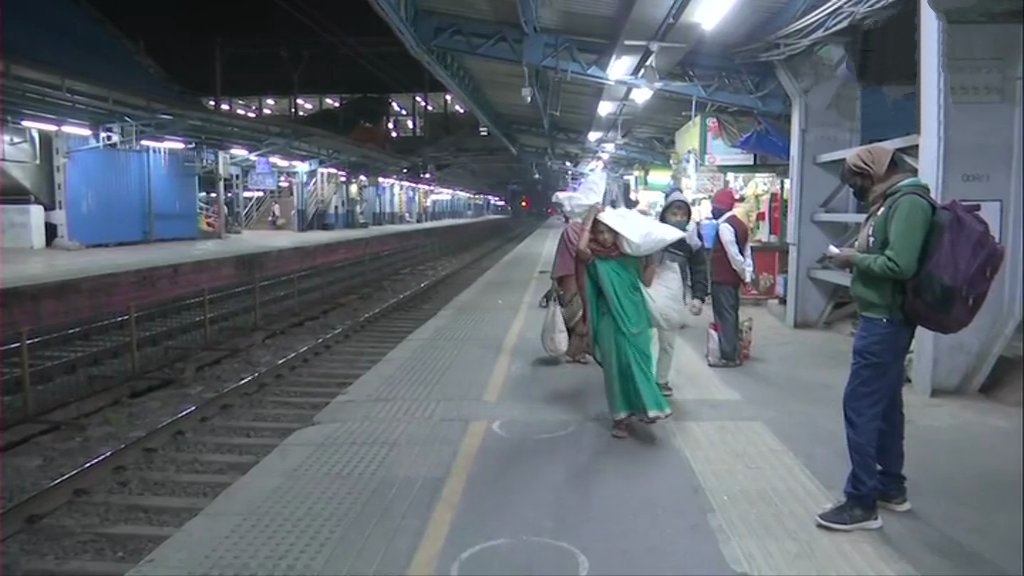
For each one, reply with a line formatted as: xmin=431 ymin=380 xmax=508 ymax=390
xmin=883 ymin=177 xmax=930 ymax=200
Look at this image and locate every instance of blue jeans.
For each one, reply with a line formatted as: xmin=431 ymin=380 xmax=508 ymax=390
xmin=843 ymin=316 xmax=915 ymax=508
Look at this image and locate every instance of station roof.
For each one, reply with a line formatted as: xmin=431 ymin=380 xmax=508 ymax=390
xmin=368 ymin=0 xmax=908 ymax=178
xmin=0 ymin=0 xmax=462 ymax=188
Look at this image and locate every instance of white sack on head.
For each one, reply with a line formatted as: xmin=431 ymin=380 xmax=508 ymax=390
xmin=596 ymin=207 xmax=685 ymax=257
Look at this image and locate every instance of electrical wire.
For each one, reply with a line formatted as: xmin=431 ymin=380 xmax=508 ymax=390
xmin=733 ymin=0 xmax=903 ymax=62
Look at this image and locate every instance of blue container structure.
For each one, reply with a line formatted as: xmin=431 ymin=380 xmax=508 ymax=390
xmin=65 ymin=148 xmax=199 ymax=246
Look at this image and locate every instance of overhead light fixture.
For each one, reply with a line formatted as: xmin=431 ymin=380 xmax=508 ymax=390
xmin=454 ymin=105 xmax=465 ymax=114
xmin=229 ymin=148 xmax=249 ymax=156
xmin=406 ymin=119 xmax=414 ymax=129
xmin=600 ymin=142 xmax=616 ymax=152
xmin=246 ymin=112 xmax=256 ymax=118
xmin=693 ymin=0 xmax=739 ymax=31
xmin=207 ymin=99 xmax=216 ymax=106
xmin=262 ymin=108 xmax=272 ymax=114
xmin=303 ymin=102 xmax=313 ymax=110
xmin=140 ymin=139 xmax=186 ymax=150
xmin=325 ymin=98 xmax=335 ymax=105
xmin=586 ymin=131 xmax=603 ymax=143
xmin=235 ymin=108 xmax=247 ymax=116
xmin=220 ymin=103 xmax=231 ymax=111
xmin=630 ymin=87 xmax=655 ymax=105
xmin=390 ymin=131 xmax=399 ymax=138
xmin=607 ymin=56 xmax=634 ymax=81
xmin=296 ymin=98 xmax=306 ymax=105
xmin=445 ymin=94 xmax=453 ymax=102
xmin=20 ymin=120 xmax=59 ymax=131
xmin=60 ymin=124 xmax=93 ymax=136
xmin=597 ymin=101 xmax=617 ymax=117
xmin=266 ymin=98 xmax=276 ymax=105
xmin=598 ymin=151 xmax=610 ymax=160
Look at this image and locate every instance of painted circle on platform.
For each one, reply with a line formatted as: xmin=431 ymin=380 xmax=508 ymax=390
xmin=490 ymin=419 xmax=577 ymax=440
xmin=450 ymin=536 xmax=589 ymax=576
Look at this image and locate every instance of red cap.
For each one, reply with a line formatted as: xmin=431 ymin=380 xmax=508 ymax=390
xmin=711 ymin=188 xmax=738 ymax=211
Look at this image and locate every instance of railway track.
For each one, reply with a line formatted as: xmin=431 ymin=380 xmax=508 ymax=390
xmin=1 ymin=222 xmax=537 ymax=576
xmin=1 ymin=237 xmax=450 ymax=429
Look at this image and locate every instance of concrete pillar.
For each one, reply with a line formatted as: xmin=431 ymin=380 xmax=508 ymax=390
xmin=912 ymin=4 xmax=1024 ymax=394
xmin=774 ymin=48 xmax=862 ymax=328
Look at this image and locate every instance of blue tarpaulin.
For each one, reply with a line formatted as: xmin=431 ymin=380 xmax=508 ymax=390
xmin=737 ymin=118 xmax=790 ymax=162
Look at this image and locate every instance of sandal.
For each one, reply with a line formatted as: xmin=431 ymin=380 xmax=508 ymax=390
xmin=658 ymin=383 xmax=674 ymax=397
xmin=611 ymin=420 xmax=629 ymax=438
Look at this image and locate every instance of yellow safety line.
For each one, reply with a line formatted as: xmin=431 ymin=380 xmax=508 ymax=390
xmin=406 ymin=229 xmax=554 ymax=576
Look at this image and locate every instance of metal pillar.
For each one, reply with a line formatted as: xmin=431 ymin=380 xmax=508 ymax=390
xmin=216 ymin=151 xmax=228 ymax=239
xmin=912 ymin=6 xmax=1024 ymax=395
xmin=773 ymin=51 xmax=862 ymax=328
xmin=48 ymin=133 xmax=69 ymax=242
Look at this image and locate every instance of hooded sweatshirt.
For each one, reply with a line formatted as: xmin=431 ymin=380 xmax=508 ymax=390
xmin=656 ymin=192 xmax=709 ymax=302
xmin=850 ymin=177 xmax=933 ymax=319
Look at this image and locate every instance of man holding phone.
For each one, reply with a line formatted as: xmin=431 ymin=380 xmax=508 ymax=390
xmin=816 ymin=145 xmax=932 ymax=532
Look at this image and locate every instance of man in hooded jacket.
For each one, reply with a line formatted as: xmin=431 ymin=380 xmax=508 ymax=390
xmin=651 ymin=191 xmax=709 ymax=397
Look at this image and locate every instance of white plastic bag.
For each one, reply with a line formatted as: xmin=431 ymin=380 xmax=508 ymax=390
xmin=706 ymin=323 xmax=722 ymax=365
xmin=551 ymin=192 xmax=594 ymax=221
xmin=597 ymin=207 xmax=685 ymax=257
xmin=643 ymin=262 xmax=687 ymax=330
xmin=552 ymin=171 xmax=606 ymax=220
xmin=541 ymin=299 xmax=569 ymax=357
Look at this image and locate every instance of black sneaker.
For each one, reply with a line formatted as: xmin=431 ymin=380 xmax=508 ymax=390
xmin=815 ymin=500 xmax=883 ymax=531
xmin=878 ymin=492 xmax=912 ymax=512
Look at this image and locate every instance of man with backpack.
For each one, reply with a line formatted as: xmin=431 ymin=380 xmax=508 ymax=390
xmin=817 ymin=144 xmax=1003 ymax=532
xmin=816 ymin=145 xmax=932 ymax=531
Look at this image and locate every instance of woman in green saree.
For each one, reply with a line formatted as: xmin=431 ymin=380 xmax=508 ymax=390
xmin=577 ymin=207 xmax=673 ymax=438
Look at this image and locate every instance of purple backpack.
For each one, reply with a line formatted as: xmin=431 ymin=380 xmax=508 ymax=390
xmin=896 ymin=189 xmax=1004 ymax=334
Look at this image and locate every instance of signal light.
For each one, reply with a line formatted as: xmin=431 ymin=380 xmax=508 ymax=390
xmin=520 ymin=199 xmax=529 ymax=208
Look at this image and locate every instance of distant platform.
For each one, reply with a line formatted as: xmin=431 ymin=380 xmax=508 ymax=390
xmin=1 ymin=218 xmax=508 ymax=335
xmin=1 ymin=219 xmax=501 ymax=290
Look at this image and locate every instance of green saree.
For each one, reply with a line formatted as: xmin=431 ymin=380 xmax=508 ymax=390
xmin=585 ymin=256 xmax=673 ymax=422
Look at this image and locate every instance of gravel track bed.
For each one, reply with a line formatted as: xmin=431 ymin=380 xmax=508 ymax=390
xmin=8 ymin=531 xmax=154 ymax=563
xmin=58 ymin=502 xmax=197 ymax=528
xmin=166 ymin=441 xmax=275 ymax=458
xmin=133 ymin=456 xmax=251 ymax=476
xmin=106 ymin=478 xmax=226 ymax=499
xmin=2 ymin=258 xmax=455 ymax=509
xmin=202 ymin=426 xmax=293 ymax=439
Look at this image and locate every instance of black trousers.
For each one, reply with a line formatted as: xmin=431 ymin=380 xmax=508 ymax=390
xmin=711 ymin=283 xmax=741 ymax=363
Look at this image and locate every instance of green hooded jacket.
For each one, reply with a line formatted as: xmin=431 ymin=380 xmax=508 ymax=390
xmin=850 ymin=177 xmax=933 ymax=319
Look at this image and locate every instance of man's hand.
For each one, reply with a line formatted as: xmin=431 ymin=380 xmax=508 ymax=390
xmin=827 ymin=247 xmax=859 ymax=269
xmin=688 ymin=300 xmax=703 ymax=316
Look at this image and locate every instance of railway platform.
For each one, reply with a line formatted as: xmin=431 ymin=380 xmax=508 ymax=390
xmin=128 ymin=220 xmax=1022 ymax=576
xmin=1 ymin=218 xmax=504 ymax=335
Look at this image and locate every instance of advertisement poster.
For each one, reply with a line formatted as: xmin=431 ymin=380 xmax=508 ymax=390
xmin=703 ymin=117 xmax=754 ymax=166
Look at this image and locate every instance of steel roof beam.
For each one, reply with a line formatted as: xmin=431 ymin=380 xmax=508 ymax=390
xmin=416 ymin=12 xmax=789 ymax=115
xmin=516 ymin=0 xmax=553 ymax=158
xmin=366 ymin=0 xmax=518 ymax=156
xmin=510 ymin=123 xmax=667 ymax=163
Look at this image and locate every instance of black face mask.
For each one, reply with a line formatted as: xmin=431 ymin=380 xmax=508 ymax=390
xmin=851 ymin=186 xmax=870 ymax=203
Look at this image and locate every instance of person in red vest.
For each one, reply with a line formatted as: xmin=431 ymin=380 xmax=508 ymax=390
xmin=709 ymin=187 xmax=753 ymax=368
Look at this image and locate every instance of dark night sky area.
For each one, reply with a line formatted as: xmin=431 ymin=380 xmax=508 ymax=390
xmin=85 ymin=0 xmax=444 ymax=96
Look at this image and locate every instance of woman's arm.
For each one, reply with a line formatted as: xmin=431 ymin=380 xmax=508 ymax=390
xmin=641 ymin=256 xmax=656 ymax=287
xmin=576 ymin=205 xmax=601 ymax=261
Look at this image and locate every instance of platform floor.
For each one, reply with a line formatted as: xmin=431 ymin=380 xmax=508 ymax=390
xmin=129 ymin=220 xmax=1022 ymax=576
xmin=1 ymin=218 xmax=499 ymax=289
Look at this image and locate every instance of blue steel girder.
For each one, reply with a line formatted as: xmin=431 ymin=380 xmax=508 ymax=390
xmin=517 ymin=0 xmax=552 ymax=153
xmin=415 ymin=12 xmax=790 ymax=116
xmin=367 ymin=0 xmax=518 ymax=155
xmin=511 ymin=123 xmax=667 ymax=164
